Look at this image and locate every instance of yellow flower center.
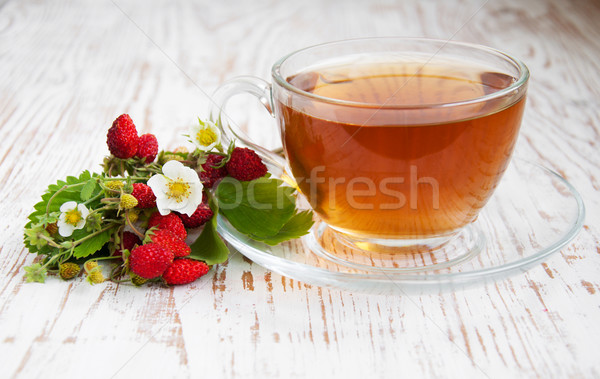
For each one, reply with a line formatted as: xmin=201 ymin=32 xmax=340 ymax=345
xmin=65 ymin=209 xmax=82 ymax=226
xmin=167 ymin=179 xmax=190 ymax=203
xmin=196 ymin=128 xmax=217 ymax=147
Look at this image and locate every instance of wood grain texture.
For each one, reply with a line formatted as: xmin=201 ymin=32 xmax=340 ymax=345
xmin=0 ymin=0 xmax=599 ymax=377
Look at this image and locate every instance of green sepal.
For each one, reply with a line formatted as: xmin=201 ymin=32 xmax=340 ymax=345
xmin=85 ymin=212 xmax=103 ymax=232
xmin=23 ymin=263 xmax=47 ymax=283
xmin=24 ymin=226 xmax=50 ymax=249
xmin=143 ymin=226 xmax=159 ymax=244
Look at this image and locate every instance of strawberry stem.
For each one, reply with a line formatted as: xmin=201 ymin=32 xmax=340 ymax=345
xmin=37 ymin=234 xmax=63 ymax=249
xmin=83 ymin=192 xmax=103 ymax=205
xmin=71 ymin=224 xmax=119 ymax=247
xmin=125 ymin=210 xmax=144 ymax=239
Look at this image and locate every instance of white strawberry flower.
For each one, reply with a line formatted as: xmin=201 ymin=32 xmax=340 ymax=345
xmin=57 ymin=201 xmax=90 ymax=237
xmin=191 ymin=118 xmax=221 ymax=152
xmin=147 ymin=160 xmax=204 ymax=216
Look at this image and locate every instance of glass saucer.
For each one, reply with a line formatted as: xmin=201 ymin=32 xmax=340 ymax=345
xmin=216 ymin=158 xmax=585 ymax=294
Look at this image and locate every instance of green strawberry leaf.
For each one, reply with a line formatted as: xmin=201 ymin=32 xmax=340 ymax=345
xmin=28 ymin=171 xmax=102 ymax=224
xmin=80 ymin=178 xmax=97 ymax=201
xmin=24 ymin=171 xmax=104 ymax=254
xmin=215 ymin=176 xmax=313 ymax=245
xmin=73 ymin=228 xmax=114 ymax=259
xmin=189 ymin=197 xmax=230 ymax=265
xmin=253 ymin=210 xmax=314 ymax=245
xmin=189 ymin=219 xmax=229 ymax=265
xmin=23 ymin=263 xmax=47 ymax=283
xmin=215 ymin=177 xmax=296 ymax=239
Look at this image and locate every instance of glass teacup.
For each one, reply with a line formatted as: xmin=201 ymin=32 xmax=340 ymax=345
xmin=210 ymin=38 xmax=529 ymax=269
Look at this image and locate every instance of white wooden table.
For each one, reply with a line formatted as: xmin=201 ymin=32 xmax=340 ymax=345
xmin=1 ymin=0 xmax=599 ymax=377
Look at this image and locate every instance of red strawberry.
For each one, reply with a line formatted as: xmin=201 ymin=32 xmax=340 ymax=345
xmin=131 ymin=183 xmax=156 ymax=209
xmin=107 ymin=114 xmax=139 ymax=159
xmin=113 ymin=231 xmax=142 ymax=258
xmin=162 ymin=259 xmax=209 ymax=285
xmin=136 ymin=133 xmax=158 ymax=162
xmin=226 ymin=147 xmax=267 ymax=181
xmin=177 ymin=202 xmax=213 ymax=229
xmin=129 ymin=243 xmax=174 ymax=279
xmin=147 ymin=212 xmax=187 ymax=240
xmin=199 ymin=154 xmax=228 ymax=188
xmin=146 ymin=228 xmax=190 ymax=257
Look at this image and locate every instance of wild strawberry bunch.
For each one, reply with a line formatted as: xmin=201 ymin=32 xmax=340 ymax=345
xmin=23 ymin=114 xmax=312 ymax=285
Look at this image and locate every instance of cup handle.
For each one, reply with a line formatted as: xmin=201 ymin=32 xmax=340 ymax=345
xmin=209 ymin=76 xmax=287 ymax=171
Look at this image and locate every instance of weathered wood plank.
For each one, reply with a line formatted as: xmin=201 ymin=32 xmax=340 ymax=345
xmin=0 ymin=0 xmax=599 ymax=378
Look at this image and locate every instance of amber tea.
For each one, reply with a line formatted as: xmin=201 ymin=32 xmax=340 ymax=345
xmin=277 ymin=60 xmax=526 ymax=239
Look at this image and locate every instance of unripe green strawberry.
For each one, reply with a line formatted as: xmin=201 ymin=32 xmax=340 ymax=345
xmin=45 ymin=222 xmax=58 ymax=236
xmin=130 ymin=273 xmax=148 ymax=286
xmin=127 ymin=209 xmax=140 ymax=224
xmin=105 ymin=180 xmax=124 ymax=191
xmin=84 ymin=261 xmax=98 ymax=271
xmin=84 ymin=261 xmax=104 ymax=284
xmin=87 ymin=271 xmax=105 ymax=284
xmin=159 ymin=154 xmax=184 ymax=164
xmin=59 ymin=262 xmax=80 ymax=280
xmin=120 ymin=194 xmax=138 ymax=209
